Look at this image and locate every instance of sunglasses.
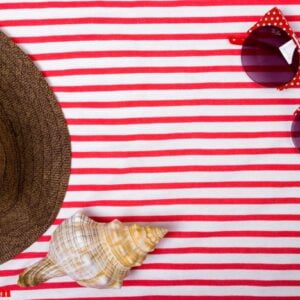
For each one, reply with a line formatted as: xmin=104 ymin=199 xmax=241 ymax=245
xmin=229 ymin=7 xmax=300 ymax=150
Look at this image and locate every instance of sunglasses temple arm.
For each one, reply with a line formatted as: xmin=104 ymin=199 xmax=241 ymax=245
xmin=229 ymin=36 xmax=246 ymax=45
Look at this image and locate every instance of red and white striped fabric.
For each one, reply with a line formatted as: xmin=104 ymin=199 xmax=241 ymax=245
xmin=1 ymin=1 xmax=300 ymax=299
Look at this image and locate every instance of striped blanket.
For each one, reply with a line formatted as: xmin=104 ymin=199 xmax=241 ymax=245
xmin=1 ymin=1 xmax=300 ymax=299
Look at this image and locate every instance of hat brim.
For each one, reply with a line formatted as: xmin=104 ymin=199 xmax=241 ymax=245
xmin=0 ymin=31 xmax=71 ymax=264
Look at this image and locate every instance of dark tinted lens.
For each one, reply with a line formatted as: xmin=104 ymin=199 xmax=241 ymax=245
xmin=241 ymin=25 xmax=299 ymax=87
xmin=291 ymin=109 xmax=300 ymax=150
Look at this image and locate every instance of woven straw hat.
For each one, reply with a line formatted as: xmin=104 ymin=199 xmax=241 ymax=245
xmin=0 ymin=31 xmax=71 ymax=264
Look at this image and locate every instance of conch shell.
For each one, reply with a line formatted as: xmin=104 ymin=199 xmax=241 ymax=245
xmin=18 ymin=211 xmax=167 ymax=289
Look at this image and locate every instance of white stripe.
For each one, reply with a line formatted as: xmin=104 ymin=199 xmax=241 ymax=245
xmin=69 ymin=171 xmax=300 ymax=185
xmin=2 ymin=22 xmax=256 ymax=36
xmin=4 ymin=253 xmax=300 ymax=272
xmin=6 ymin=21 xmax=300 ymax=37
xmin=64 ymin=187 xmax=300 ymax=201
xmin=0 ymin=5 xmax=298 ymax=20
xmin=68 ymin=122 xmax=292 ymax=135
xmin=63 ymin=105 xmax=299 ymax=118
xmin=11 ymin=286 xmax=300 ymax=298
xmin=0 ymin=258 xmax=39 ymax=271
xmin=4 ymin=269 xmax=300 ymax=287
xmin=147 ymin=253 xmax=300 ymax=264
xmin=145 ymin=237 xmax=300 ymax=248
xmin=73 ymin=269 xmax=300 ymax=281
xmin=41 ymin=221 xmax=300 ymax=236
xmin=71 ymin=155 xmax=300 ymax=169
xmin=21 ymin=40 xmax=233 ymax=53
xmin=56 ymin=89 xmax=300 ymax=102
xmin=53 ymin=204 xmax=300 ymax=216
xmin=46 ymin=72 xmax=252 ymax=86
xmin=71 ymin=138 xmax=293 ymax=151
xmin=39 ymin=221 xmax=300 ymax=236
xmin=21 ymin=237 xmax=300 ymax=253
xmin=38 ymin=57 xmax=242 ymax=71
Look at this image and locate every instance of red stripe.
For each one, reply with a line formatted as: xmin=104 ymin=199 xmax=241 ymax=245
xmin=4 ymin=280 xmax=300 ymax=290
xmin=45 ymin=66 xmax=293 ymax=77
xmin=127 ymin=279 xmax=300 ymax=286
xmin=0 ymin=1 xmax=299 ymax=9
xmin=22 ymin=33 xmax=300 ymax=46
xmin=4 ymin=16 xmax=300 ymax=26
xmin=30 ymin=49 xmax=240 ymax=60
xmin=155 ymin=247 xmax=300 ymax=254
xmin=71 ymin=165 xmax=300 ymax=174
xmin=17 ymin=32 xmax=300 ymax=43
xmin=55 ymin=215 xmax=300 ymax=223
xmin=70 ymin=132 xmax=291 ymax=142
xmin=0 ymin=269 xmax=25 ymax=276
xmin=14 ymin=252 xmax=47 ymax=259
xmin=62 ymin=198 xmax=300 ymax=207
xmin=67 ymin=181 xmax=300 ymax=191
xmin=1 ymin=15 xmax=300 ymax=28
xmin=54 ymin=82 xmax=260 ymax=92
xmin=72 ymin=148 xmax=299 ymax=158
xmin=0 ymin=17 xmax=260 ymax=26
xmin=37 ymin=236 xmax=51 ymax=242
xmin=14 ymin=33 xmax=244 ymax=43
xmin=37 ymin=231 xmax=300 ymax=242
xmin=53 ymin=82 xmax=260 ymax=92
xmin=60 ymin=98 xmax=300 ymax=108
xmin=9 ymin=15 xmax=300 ymax=26
xmin=33 ymin=297 xmax=300 ymax=300
xmin=45 ymin=66 xmax=246 ymax=77
xmin=67 ymin=115 xmax=292 ymax=125
xmin=168 ymin=231 xmax=300 ymax=238
xmin=138 ymin=263 xmax=300 ymax=270
xmin=14 ymin=247 xmax=300 ymax=260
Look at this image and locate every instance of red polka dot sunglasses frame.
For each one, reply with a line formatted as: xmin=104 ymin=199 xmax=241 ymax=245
xmin=229 ymin=7 xmax=300 ymax=150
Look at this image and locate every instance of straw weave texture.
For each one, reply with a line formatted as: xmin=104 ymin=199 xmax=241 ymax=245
xmin=0 ymin=30 xmax=71 ymax=264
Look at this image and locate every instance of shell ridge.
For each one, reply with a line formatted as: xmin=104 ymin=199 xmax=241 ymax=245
xmin=17 ymin=212 xmax=168 ymax=289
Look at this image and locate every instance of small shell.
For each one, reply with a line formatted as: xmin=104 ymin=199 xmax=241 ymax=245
xmin=18 ymin=212 xmax=168 ymax=289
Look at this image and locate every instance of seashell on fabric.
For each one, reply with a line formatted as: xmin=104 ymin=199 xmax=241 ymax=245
xmin=18 ymin=211 xmax=168 ymax=289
